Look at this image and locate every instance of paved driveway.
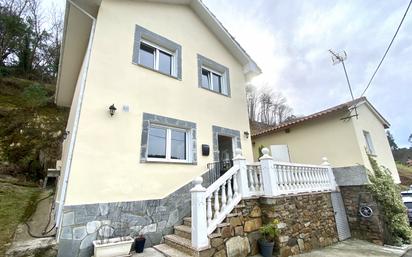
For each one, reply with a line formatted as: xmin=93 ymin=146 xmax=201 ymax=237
xmin=295 ymin=239 xmax=409 ymax=257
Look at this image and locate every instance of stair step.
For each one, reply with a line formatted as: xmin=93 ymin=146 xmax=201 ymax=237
xmin=153 ymin=244 xmax=192 ymax=257
xmin=183 ymin=217 xmax=191 ymax=226
xmin=208 ymin=233 xmax=221 ymax=239
xmin=174 ymin=225 xmax=191 ymax=240
xmin=226 ymin=212 xmax=242 ymax=217
xmin=164 ymin=234 xmax=210 ymax=256
xmin=235 ymin=204 xmax=245 ymax=209
xmin=217 ymin=222 xmax=230 ymax=228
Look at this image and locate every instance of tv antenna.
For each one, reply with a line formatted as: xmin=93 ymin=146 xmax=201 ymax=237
xmin=329 ymin=49 xmax=358 ymax=119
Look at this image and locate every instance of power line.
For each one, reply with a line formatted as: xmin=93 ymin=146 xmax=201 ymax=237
xmin=361 ymin=0 xmax=412 ymax=97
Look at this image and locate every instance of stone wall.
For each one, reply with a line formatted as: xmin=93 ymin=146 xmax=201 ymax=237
xmin=340 ymin=185 xmax=386 ymax=245
xmin=204 ymin=192 xmax=338 ymax=257
xmin=259 ymin=192 xmax=338 ymax=257
xmin=57 ymin=170 xmax=217 ymax=257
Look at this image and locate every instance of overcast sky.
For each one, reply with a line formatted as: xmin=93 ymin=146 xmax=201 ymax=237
xmin=47 ymin=0 xmax=411 ymax=147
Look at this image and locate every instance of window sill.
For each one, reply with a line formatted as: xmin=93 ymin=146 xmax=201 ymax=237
xmin=132 ymin=61 xmax=182 ymax=81
xmin=199 ymin=86 xmax=230 ymax=98
xmin=141 ymin=159 xmax=197 ymax=165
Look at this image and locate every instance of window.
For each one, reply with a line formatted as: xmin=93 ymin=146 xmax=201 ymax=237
xmin=197 ymin=54 xmax=230 ymax=96
xmin=147 ymin=125 xmax=189 ymax=162
xmin=138 ymin=41 xmax=175 ymax=76
xmin=133 ymin=25 xmax=182 ymax=79
xmin=201 ymin=67 xmax=223 ymax=93
xmin=363 ymin=130 xmax=376 ymax=155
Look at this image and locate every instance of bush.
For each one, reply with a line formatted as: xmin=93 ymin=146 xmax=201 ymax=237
xmin=367 ymin=156 xmax=412 ymax=245
xmin=259 ymin=219 xmax=280 ymax=242
xmin=21 ymin=83 xmax=48 ymax=108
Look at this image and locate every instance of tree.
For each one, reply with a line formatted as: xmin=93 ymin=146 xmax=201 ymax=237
xmin=0 ymin=3 xmax=27 ymax=65
xmin=387 ymin=131 xmax=398 ymax=151
xmin=409 ymin=134 xmax=412 ymax=145
xmin=246 ymin=85 xmax=293 ymax=126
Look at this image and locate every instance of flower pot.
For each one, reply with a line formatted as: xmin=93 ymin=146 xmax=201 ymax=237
xmin=258 ymin=239 xmax=275 ymax=257
xmin=93 ymin=236 xmax=134 ymax=257
xmin=134 ymin=237 xmax=146 ymax=253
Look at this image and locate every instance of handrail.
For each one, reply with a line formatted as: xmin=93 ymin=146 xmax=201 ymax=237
xmin=205 ymin=166 xmax=238 ymax=196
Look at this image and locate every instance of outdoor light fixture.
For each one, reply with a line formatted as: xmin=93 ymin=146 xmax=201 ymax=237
xmin=244 ymin=131 xmax=249 ymax=139
xmin=109 ymin=104 xmax=117 ymax=116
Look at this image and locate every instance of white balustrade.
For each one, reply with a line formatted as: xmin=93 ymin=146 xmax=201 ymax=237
xmin=191 ymin=147 xmax=338 ymax=249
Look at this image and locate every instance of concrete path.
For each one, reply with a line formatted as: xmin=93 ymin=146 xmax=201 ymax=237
xmin=295 ymin=239 xmax=410 ymax=257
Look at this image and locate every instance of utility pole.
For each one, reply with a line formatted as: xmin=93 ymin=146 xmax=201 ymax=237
xmin=329 ymin=49 xmax=358 ymax=119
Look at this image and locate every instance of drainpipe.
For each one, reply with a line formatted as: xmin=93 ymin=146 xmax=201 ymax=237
xmin=55 ymin=0 xmax=97 ymax=237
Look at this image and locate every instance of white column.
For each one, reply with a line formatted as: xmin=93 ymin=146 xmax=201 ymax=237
xmin=259 ymin=147 xmax=279 ymax=196
xmin=233 ymin=148 xmax=250 ymax=197
xmin=190 ymin=177 xmax=209 ymax=249
xmin=322 ymin=157 xmax=338 ymax=191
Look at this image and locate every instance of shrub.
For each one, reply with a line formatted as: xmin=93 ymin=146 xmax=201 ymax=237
xmin=367 ymin=156 xmax=412 ymax=245
xmin=21 ymin=83 xmax=48 ymax=109
xmin=259 ymin=219 xmax=280 ymax=242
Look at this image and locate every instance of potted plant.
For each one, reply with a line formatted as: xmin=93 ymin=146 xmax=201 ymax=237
xmin=134 ymin=234 xmax=146 ymax=253
xmin=93 ymin=225 xmax=134 ymax=257
xmin=258 ymin=219 xmax=280 ymax=257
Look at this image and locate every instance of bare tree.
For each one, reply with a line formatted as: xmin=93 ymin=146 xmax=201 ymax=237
xmin=246 ymin=85 xmax=293 ymax=126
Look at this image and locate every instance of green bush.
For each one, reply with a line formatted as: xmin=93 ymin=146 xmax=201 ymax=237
xmin=21 ymin=83 xmax=48 ymax=108
xmin=259 ymin=219 xmax=280 ymax=242
xmin=367 ymin=156 xmax=412 ymax=245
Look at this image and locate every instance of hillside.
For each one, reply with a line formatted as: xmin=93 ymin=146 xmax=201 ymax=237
xmin=397 ymin=163 xmax=412 ymax=191
xmin=0 ymin=77 xmax=69 ymax=180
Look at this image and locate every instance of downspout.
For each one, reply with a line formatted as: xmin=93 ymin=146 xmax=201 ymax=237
xmin=55 ymin=0 xmax=97 ymax=236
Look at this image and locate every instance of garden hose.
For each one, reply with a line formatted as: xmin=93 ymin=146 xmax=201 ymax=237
xmin=24 ymin=191 xmax=57 ymax=238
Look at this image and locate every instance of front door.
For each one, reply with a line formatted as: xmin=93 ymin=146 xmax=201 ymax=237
xmin=218 ymin=135 xmax=234 ymax=175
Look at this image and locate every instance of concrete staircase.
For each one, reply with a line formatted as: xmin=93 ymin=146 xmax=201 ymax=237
xmin=153 ymin=203 xmax=245 ymax=257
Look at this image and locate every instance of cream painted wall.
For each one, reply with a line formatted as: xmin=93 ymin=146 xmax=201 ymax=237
xmin=64 ymin=0 xmax=253 ymax=205
xmin=351 ymin=104 xmax=400 ymax=183
xmin=252 ymin=110 xmax=364 ymax=168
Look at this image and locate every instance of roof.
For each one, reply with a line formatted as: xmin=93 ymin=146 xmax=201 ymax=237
xmin=55 ymin=0 xmax=261 ymax=106
xmin=251 ymin=97 xmax=390 ymax=137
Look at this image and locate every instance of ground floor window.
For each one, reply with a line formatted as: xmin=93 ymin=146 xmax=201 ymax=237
xmin=140 ymin=113 xmax=197 ymax=164
xmin=147 ymin=125 xmax=188 ymax=161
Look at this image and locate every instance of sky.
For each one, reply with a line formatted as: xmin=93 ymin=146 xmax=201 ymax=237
xmin=46 ymin=0 xmax=411 ymax=147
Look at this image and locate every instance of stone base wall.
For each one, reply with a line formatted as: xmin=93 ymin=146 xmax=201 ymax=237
xmin=259 ymin=192 xmax=338 ymax=257
xmin=57 ymin=170 xmax=217 ymax=257
xmin=340 ymin=185 xmax=386 ymax=245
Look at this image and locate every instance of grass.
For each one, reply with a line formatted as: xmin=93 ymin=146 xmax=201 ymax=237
xmin=0 ymin=181 xmax=41 ymax=257
xmin=397 ymin=163 xmax=412 ymax=191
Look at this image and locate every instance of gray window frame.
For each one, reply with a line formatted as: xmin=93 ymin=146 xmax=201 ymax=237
xmin=140 ymin=113 xmax=197 ymax=164
xmin=197 ymin=54 xmax=230 ymax=97
xmin=133 ymin=25 xmax=182 ymax=80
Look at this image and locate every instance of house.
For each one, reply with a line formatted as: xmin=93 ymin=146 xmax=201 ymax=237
xmin=251 ymin=97 xmax=400 ymax=183
xmin=54 ymin=0 xmax=262 ymax=256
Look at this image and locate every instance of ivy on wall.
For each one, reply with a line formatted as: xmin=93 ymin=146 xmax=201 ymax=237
xmin=367 ymin=156 xmax=412 ymax=245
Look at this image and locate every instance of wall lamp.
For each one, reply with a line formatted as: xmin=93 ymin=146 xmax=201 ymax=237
xmin=109 ymin=104 xmax=117 ymax=116
xmin=244 ymin=131 xmax=250 ymax=139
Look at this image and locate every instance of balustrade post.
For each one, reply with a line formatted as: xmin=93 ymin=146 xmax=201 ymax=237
xmin=233 ymin=148 xmax=250 ymax=198
xmin=322 ymin=157 xmax=338 ymax=191
xmin=190 ymin=177 xmax=209 ymax=249
xmin=259 ymin=147 xmax=279 ymax=196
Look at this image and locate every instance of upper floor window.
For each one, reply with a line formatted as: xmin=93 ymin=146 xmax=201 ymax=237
xmin=139 ymin=41 xmax=175 ymax=76
xmin=363 ymin=130 xmax=376 ymax=155
xmin=133 ymin=25 xmax=182 ymax=79
xmin=198 ymin=54 xmax=230 ymax=96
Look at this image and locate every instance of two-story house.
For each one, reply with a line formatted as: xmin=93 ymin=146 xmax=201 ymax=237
xmin=54 ymin=0 xmax=260 ymax=256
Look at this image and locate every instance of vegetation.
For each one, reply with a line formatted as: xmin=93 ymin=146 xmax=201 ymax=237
xmin=367 ymin=157 xmax=412 ymax=245
xmin=397 ymin=163 xmax=412 ymax=190
xmin=0 ymin=77 xmax=69 ymax=180
xmin=0 ymin=179 xmax=40 ymax=256
xmin=246 ymin=85 xmax=294 ymax=126
xmin=386 ymin=131 xmax=398 ymax=151
xmin=259 ymin=219 xmax=280 ymax=243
